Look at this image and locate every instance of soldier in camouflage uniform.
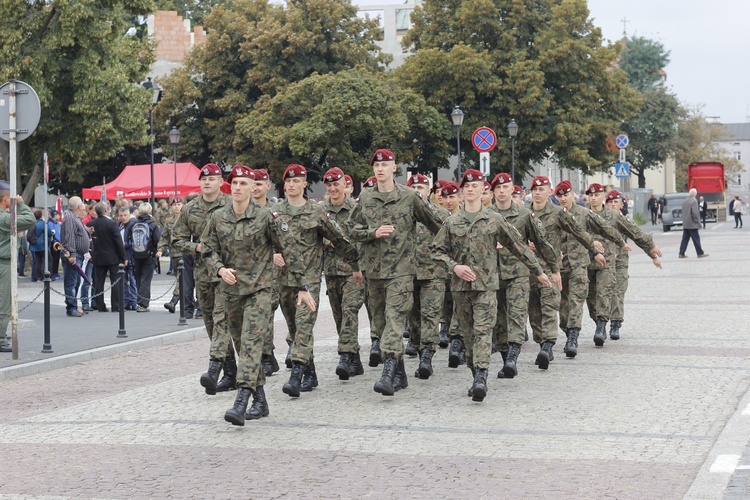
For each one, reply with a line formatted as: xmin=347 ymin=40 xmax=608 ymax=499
xmin=249 ymin=168 xmax=282 ymax=377
xmin=156 ymin=197 xmax=183 ymax=314
xmin=604 ymin=190 xmax=663 ymax=340
xmin=404 ymin=174 xmax=449 ymax=379
xmin=527 ymin=176 xmax=604 ymax=370
xmin=429 ymin=179 xmax=450 ymax=347
xmin=275 ymin=164 xmax=358 ymax=398
xmin=321 ymin=167 xmax=366 ymax=381
xmin=201 ymin=166 xmax=313 ymax=426
xmin=490 ymin=173 xmax=560 ymax=379
xmin=432 ymin=169 xmax=551 ymax=402
xmin=554 ymin=180 xmax=621 ymax=357
xmin=511 ymin=185 xmax=525 ymax=206
xmin=347 ymin=148 xmax=443 ymax=396
xmin=171 ymin=163 xmax=235 ymax=394
xmin=440 ymin=182 xmax=465 ymax=367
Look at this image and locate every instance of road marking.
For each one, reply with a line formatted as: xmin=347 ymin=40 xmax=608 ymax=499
xmin=710 ymin=454 xmax=740 ymax=473
xmin=742 ymin=403 xmax=750 ymax=416
xmin=736 ymin=465 xmax=750 ymax=470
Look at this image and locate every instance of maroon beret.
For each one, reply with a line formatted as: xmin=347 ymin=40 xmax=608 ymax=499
xmin=491 ymin=172 xmax=512 ymax=189
xmin=344 ymin=175 xmax=353 ymax=186
xmin=226 ymin=165 xmax=256 ymax=184
xmin=363 ymin=176 xmax=377 ymax=188
xmin=199 ymin=163 xmax=223 ymax=179
xmin=252 ymin=169 xmax=269 ymax=181
xmin=554 ymin=180 xmax=573 ymax=196
xmin=513 ymin=185 xmax=523 ymax=195
xmin=606 ymin=189 xmax=622 ymax=201
xmin=586 ymin=183 xmax=606 ymax=195
xmin=283 ymin=164 xmax=307 ymax=181
xmin=531 ymin=176 xmax=551 ymax=188
xmin=406 ymin=173 xmax=430 ymax=187
xmin=323 ymin=167 xmax=345 ymax=183
xmin=441 ymin=182 xmax=461 ymax=197
xmin=432 ymin=179 xmax=447 ymax=194
xmin=460 ymin=169 xmax=485 ymax=187
xmin=370 ymin=148 xmax=395 ymax=165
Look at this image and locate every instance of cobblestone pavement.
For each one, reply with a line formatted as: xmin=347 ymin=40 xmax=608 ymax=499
xmin=1 ymin=222 xmax=749 ymax=499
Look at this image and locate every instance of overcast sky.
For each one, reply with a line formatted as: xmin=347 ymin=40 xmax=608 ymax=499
xmin=353 ymin=0 xmax=750 ymax=124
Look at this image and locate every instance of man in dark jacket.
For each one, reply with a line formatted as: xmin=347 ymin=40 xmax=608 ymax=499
xmin=679 ymin=189 xmax=708 ymax=258
xmin=88 ymin=202 xmax=127 ymax=312
xmin=130 ymin=202 xmax=160 ymax=312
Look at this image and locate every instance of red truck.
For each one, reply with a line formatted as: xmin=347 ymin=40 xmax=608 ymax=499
xmin=688 ymin=161 xmax=726 ymax=222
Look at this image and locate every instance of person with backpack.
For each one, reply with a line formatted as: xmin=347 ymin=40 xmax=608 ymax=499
xmin=130 ymin=202 xmax=160 ymax=312
xmin=28 ymin=210 xmax=51 ymax=282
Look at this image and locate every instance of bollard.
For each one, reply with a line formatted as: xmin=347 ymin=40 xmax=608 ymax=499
xmin=42 ymin=271 xmax=53 ymax=353
xmin=178 ymin=259 xmax=187 ymax=326
xmin=117 ymin=263 xmax=127 ymax=338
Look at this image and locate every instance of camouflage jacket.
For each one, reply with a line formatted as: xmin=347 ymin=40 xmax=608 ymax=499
xmin=610 ymin=209 xmax=657 ymax=270
xmin=157 ymin=217 xmax=176 ymax=255
xmin=415 ymin=202 xmax=450 ymax=281
xmin=274 ymin=198 xmax=358 ymax=287
xmin=200 ymin=202 xmax=307 ymax=296
xmin=170 ymin=194 xmax=230 ymax=282
xmin=323 ymin=197 xmax=361 ymax=277
xmin=561 ymin=204 xmax=624 ymax=273
xmin=529 ymin=201 xmax=599 ymax=274
xmin=431 ymin=207 xmax=544 ymax=292
xmin=587 ymin=206 xmax=643 ymax=270
xmin=347 ymin=183 xmax=443 ymax=279
xmin=490 ymin=203 xmax=559 ymax=280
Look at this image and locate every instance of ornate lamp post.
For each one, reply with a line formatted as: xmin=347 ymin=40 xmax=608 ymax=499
xmin=141 ymin=78 xmax=162 ymax=205
xmin=451 ymin=105 xmax=464 ymax=179
xmin=168 ymin=127 xmax=180 ymax=198
xmin=508 ymin=119 xmax=519 ymax=183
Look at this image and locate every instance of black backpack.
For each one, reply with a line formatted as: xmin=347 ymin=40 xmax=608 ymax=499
xmin=26 ymin=224 xmax=40 ymax=245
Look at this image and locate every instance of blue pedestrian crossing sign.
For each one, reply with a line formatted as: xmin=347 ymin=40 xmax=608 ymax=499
xmin=615 ymin=162 xmax=630 ymax=178
xmin=615 ymin=134 xmax=629 ymax=149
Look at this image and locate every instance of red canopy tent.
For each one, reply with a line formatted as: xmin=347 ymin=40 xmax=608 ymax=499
xmin=81 ymin=163 xmax=203 ymax=200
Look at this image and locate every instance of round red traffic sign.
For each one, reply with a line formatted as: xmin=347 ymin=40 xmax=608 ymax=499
xmin=471 ymin=127 xmax=497 ymax=152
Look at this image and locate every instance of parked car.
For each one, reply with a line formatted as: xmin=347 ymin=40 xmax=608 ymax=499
xmin=662 ymin=192 xmax=689 ymax=232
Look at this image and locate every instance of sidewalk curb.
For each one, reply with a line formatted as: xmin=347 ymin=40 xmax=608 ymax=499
xmin=0 ymin=325 xmax=206 ymax=382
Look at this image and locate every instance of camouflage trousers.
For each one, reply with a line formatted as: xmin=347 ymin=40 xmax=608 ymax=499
xmin=528 ymin=277 xmax=561 ymax=344
xmin=221 ymin=289 xmax=272 ymax=391
xmin=363 ymin=273 xmax=377 ymax=340
xmin=280 ymin=283 xmax=321 ymax=365
xmin=367 ymin=275 xmax=413 ymax=359
xmin=262 ymin=282 xmax=280 ymax=356
xmin=559 ymin=268 xmax=589 ymax=331
xmin=452 ymin=290 xmax=497 ymax=370
xmin=610 ymin=265 xmax=629 ymax=321
xmin=493 ymin=276 xmax=530 ymax=351
xmin=169 ymin=256 xmax=180 ymax=297
xmin=200 ymin=281 xmax=234 ymax=362
xmin=407 ymin=278 xmax=445 ymax=351
xmin=587 ymin=263 xmax=614 ymax=322
xmin=443 ymin=283 xmax=455 ymax=337
xmin=326 ymin=274 xmax=364 ymax=354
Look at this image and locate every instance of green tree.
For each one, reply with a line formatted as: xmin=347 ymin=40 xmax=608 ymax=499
xmin=618 ymin=36 xmax=670 ymax=91
xmin=398 ymin=0 xmax=639 ymax=183
xmin=155 ymin=0 xmax=389 ymax=171
xmin=0 ymin=0 xmax=156 ymax=200
xmin=238 ymin=69 xmax=452 ymax=181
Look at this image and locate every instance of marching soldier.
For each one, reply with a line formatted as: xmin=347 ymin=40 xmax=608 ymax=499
xmin=156 ymin=197 xmax=184 ymax=314
xmin=347 ymin=148 xmax=443 ymax=396
xmin=201 ymin=166 xmax=312 ymax=425
xmin=171 ymin=164 xmax=236 ymax=394
xmin=604 ymin=190 xmax=663 ymax=340
xmin=527 ymin=176 xmax=604 ymax=369
xmin=512 ymin=185 xmax=525 ymax=206
xmin=490 ymin=173 xmax=560 ymax=378
xmin=405 ymin=173 xmax=449 ymax=379
xmin=440 ymin=182 xmax=464 ymax=367
xmin=481 ymin=181 xmax=493 ymax=207
xmin=322 ymin=167 xmax=366 ymax=381
xmin=554 ymin=180 xmax=619 ymax=357
xmin=275 ymin=164 xmax=358 ymax=398
xmin=431 ymin=169 xmax=551 ymax=401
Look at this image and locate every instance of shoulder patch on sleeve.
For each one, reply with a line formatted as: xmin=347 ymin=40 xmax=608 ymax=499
xmin=272 ymin=212 xmax=280 ymax=218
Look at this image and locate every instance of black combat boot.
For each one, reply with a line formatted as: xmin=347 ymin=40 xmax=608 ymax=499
xmin=501 ymin=343 xmax=521 ymax=378
xmin=393 ymin=357 xmax=408 ymax=392
xmin=471 ymin=369 xmax=488 ymax=402
xmin=199 ymin=360 xmax=223 ymax=395
xmin=369 ymin=338 xmax=382 ymax=367
xmin=285 ymin=346 xmax=292 ymax=368
xmin=448 ymin=338 xmax=464 ymax=368
xmin=496 ymin=350 xmax=509 ymax=378
xmin=405 ymin=339 xmax=418 ymax=356
xmin=374 ymin=357 xmax=397 ymax=396
xmin=163 ymin=296 xmax=179 ymax=313
xmin=536 ymin=341 xmax=554 ymax=370
xmin=565 ymin=328 xmax=579 ymax=358
xmin=459 ymin=343 xmax=467 ymax=366
xmin=349 ymin=351 xmax=365 ymax=377
xmin=416 ymin=349 xmax=435 ymax=379
xmin=336 ymin=353 xmax=352 ymax=380
xmin=262 ymin=354 xmax=275 ymax=377
xmin=300 ymin=358 xmax=318 ymax=392
xmin=609 ymin=320 xmax=622 ymax=340
xmin=468 ymin=365 xmax=477 ymax=397
xmin=593 ymin=319 xmax=607 ymax=346
xmin=282 ymin=363 xmax=305 ymax=398
xmin=245 ymin=386 xmax=270 ymax=420
xmin=403 ymin=320 xmax=410 ymax=339
xmin=216 ymin=358 xmax=237 ymax=392
xmin=438 ymin=323 xmax=449 ymax=348
xmin=224 ymin=387 xmax=252 ymax=426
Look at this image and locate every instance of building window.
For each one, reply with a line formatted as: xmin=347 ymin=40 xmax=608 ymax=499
xmin=737 ymin=175 xmax=742 ymax=185
xmin=733 ymin=151 xmax=741 ymax=161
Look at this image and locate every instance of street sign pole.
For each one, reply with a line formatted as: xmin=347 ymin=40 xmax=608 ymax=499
xmin=8 ymin=81 xmax=19 ymax=360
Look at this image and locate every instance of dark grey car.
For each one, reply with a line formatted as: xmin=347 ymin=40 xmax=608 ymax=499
xmin=661 ymin=192 xmax=689 ymax=232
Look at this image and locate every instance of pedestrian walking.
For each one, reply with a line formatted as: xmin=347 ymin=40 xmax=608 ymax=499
xmin=157 ymin=197 xmax=184 ymax=314
xmin=679 ymin=189 xmax=709 ymax=258
xmin=732 ymin=195 xmax=743 ymax=228
xmin=88 ymin=202 xmax=127 ymax=312
xmin=60 ymin=197 xmax=92 ymax=317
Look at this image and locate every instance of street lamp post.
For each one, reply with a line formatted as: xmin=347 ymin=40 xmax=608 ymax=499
xmin=451 ymin=105 xmax=464 ymax=179
xmin=142 ymin=78 xmax=162 ymax=205
xmin=508 ymin=119 xmax=519 ymax=184
xmin=169 ymin=127 xmax=180 ymax=198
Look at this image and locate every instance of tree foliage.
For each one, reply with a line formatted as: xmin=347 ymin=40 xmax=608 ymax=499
xmin=238 ymin=69 xmax=452 ymax=180
xmin=398 ymin=0 xmax=639 ymax=182
xmin=155 ymin=0 xmax=392 ymax=175
xmin=0 ymin=0 xmax=156 ymax=200
xmin=618 ymin=36 xmax=670 ymax=91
